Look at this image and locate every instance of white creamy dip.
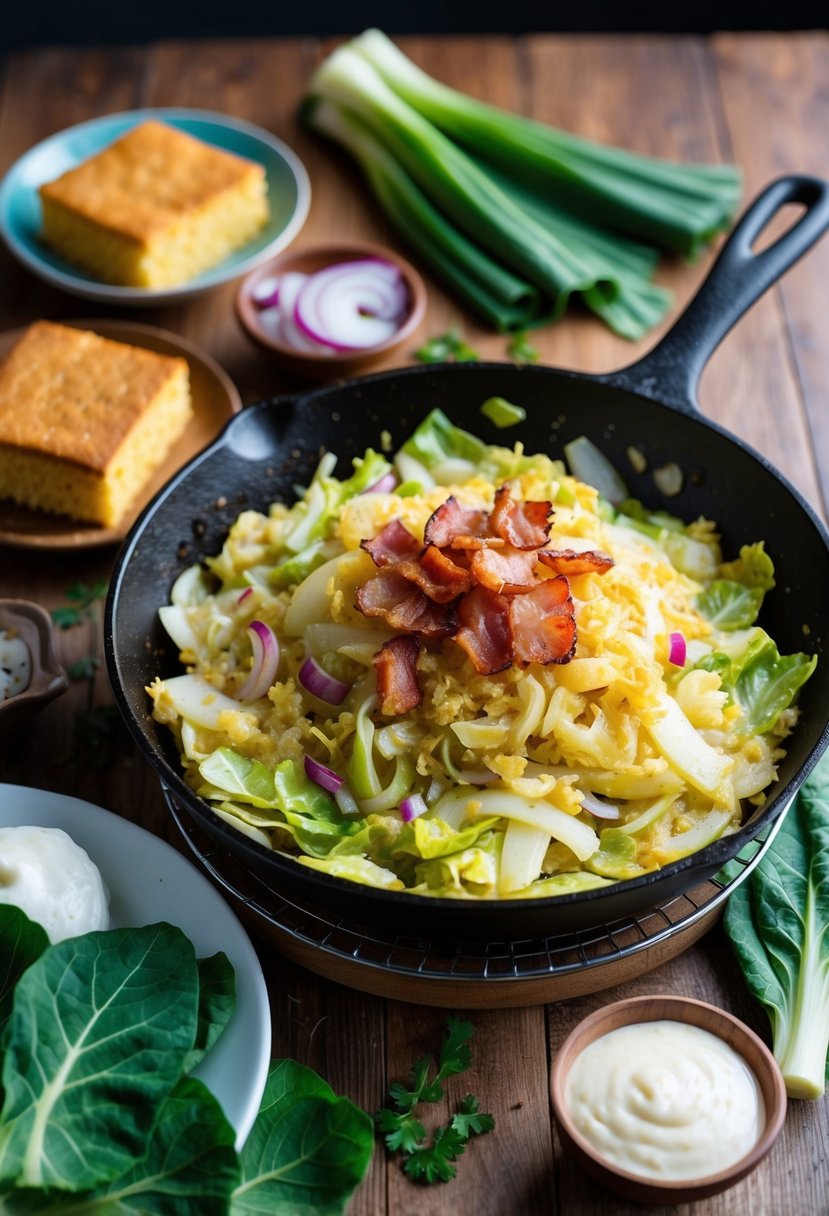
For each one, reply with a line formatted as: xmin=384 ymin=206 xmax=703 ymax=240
xmin=0 ymin=630 xmax=31 ymax=700
xmin=564 ymin=1019 xmax=765 ymax=1181
xmin=0 ymin=825 xmax=110 ymax=943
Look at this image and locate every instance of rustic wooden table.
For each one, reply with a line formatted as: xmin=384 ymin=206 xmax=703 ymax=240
xmin=1 ymin=30 xmax=827 ymax=1216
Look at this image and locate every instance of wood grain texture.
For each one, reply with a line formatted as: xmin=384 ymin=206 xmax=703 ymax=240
xmin=0 ymin=32 xmax=827 ymax=1216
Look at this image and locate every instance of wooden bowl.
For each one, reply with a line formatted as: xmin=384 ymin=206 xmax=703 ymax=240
xmin=235 ymin=241 xmax=427 ymax=379
xmin=0 ymin=600 xmax=68 ymax=743
xmin=550 ymin=994 xmax=787 ymax=1204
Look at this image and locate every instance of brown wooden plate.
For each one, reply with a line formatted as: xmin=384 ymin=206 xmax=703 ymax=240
xmin=0 ymin=320 xmax=241 ymax=549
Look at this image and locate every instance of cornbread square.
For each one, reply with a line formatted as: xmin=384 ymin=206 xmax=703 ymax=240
xmin=39 ymin=120 xmax=270 ymax=289
xmin=0 ymin=321 xmax=192 ymax=527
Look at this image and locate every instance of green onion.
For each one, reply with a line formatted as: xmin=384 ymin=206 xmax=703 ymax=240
xmin=303 ymin=31 xmax=742 ymax=339
xmin=480 ymin=397 xmax=527 ymax=428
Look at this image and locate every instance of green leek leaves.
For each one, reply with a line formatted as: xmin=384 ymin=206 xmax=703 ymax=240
xmin=303 ymin=30 xmax=742 ymax=338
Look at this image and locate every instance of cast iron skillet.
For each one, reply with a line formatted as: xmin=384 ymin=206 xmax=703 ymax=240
xmin=107 ymin=176 xmax=829 ymax=940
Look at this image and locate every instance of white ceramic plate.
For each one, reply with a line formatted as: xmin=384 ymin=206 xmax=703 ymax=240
xmin=0 ymin=784 xmax=271 ymax=1148
xmin=0 ymin=107 xmax=311 ymax=306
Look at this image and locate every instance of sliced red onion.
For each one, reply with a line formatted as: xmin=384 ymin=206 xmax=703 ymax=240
xmin=363 ymin=471 xmax=398 ymax=495
xmin=668 ymin=631 xmax=687 ymax=667
xmin=251 ymin=274 xmax=281 ymax=309
xmin=294 ymin=259 xmax=409 ymax=352
xmin=400 ymin=794 xmax=428 ymax=823
xmin=580 ymin=790 xmax=620 ymax=820
xmin=237 ymin=620 xmax=280 ymax=701
xmin=304 ymin=754 xmax=345 ymax=793
xmin=299 ymin=656 xmax=351 ymax=705
xmin=237 ymin=587 xmax=254 ymax=606
xmin=257 ymin=273 xmax=338 ymax=355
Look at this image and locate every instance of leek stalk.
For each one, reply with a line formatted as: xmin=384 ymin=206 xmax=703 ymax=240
xmin=303 ymin=31 xmax=742 ymax=339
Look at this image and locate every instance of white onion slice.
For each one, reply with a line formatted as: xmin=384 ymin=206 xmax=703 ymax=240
xmin=579 ymin=790 xmax=620 ymax=820
xmin=294 ymin=259 xmax=409 ymax=351
xmin=237 ymin=620 xmax=280 ymax=701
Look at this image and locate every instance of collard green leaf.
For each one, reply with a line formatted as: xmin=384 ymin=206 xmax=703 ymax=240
xmin=0 ymin=923 xmax=199 ymax=1191
xmin=0 ymin=907 xmax=48 ymax=1038
xmin=184 ymin=953 xmax=237 ymax=1075
xmin=232 ymin=1080 xmax=373 ymax=1216
xmin=1 ymin=1077 xmax=239 ymax=1215
xmin=725 ymin=752 xmax=829 ymax=1097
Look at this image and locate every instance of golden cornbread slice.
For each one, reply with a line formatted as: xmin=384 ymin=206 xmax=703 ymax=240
xmin=39 ymin=120 xmax=270 ymax=289
xmin=0 ymin=321 xmax=192 ymax=527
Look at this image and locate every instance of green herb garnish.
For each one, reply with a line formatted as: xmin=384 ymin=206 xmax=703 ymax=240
xmin=376 ymin=1017 xmax=495 ymax=1184
xmin=50 ymin=580 xmax=107 ymax=629
xmin=414 ymin=329 xmax=480 ymax=363
xmin=506 ymin=332 xmax=538 ymax=364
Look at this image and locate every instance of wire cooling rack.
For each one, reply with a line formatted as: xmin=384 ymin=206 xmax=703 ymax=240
xmin=165 ymin=789 xmax=787 ymax=1004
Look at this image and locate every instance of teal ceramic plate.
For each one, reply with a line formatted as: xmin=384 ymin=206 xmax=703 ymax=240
xmin=0 ymin=108 xmax=311 ymax=306
xmin=0 ymin=784 xmax=272 ymax=1147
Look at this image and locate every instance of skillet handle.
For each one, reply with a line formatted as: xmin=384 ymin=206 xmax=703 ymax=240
xmin=604 ymin=175 xmax=829 ymax=415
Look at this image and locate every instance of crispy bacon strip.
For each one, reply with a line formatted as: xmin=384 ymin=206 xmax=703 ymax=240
xmin=453 ymin=585 xmax=513 ymax=675
xmin=397 ymin=544 xmax=473 ymax=603
xmin=374 ymin=636 xmax=423 ymax=716
xmin=491 ymin=486 xmax=552 ymax=550
xmin=470 ymin=545 xmax=538 ymax=594
xmin=356 ymin=569 xmax=455 ymax=639
xmin=360 ymin=519 xmax=421 ymax=568
xmin=449 ymin=534 xmax=505 ymax=550
xmin=424 ymin=496 xmax=489 ymax=548
xmin=538 ymin=547 xmax=615 ymax=576
xmin=510 ymin=575 xmax=576 ymax=665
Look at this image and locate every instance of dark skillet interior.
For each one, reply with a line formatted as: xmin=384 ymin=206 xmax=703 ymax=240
xmin=107 ymin=359 xmax=829 ymax=940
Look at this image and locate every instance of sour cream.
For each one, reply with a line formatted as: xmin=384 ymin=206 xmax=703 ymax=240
xmin=0 ymin=630 xmax=31 ymax=700
xmin=564 ymin=1020 xmax=765 ymax=1181
xmin=0 ymin=826 xmax=110 ymax=943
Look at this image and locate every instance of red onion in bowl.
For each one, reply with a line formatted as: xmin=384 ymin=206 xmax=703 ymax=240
xmin=294 ymin=259 xmax=409 ymax=351
xmin=237 ymin=620 xmax=280 ymax=701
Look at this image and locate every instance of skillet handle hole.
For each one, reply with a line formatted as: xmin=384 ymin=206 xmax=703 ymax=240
xmin=750 ymin=202 xmax=808 ymax=255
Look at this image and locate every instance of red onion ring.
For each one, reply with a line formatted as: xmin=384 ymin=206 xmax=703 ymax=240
xmin=294 ymin=259 xmax=409 ymax=352
xmin=298 ymin=656 xmax=351 ymax=705
xmin=668 ymin=631 xmax=687 ymax=667
xmin=237 ymin=620 xmax=280 ymax=701
xmin=251 ymin=274 xmax=280 ymax=309
xmin=304 ymin=754 xmax=345 ymax=793
xmin=237 ymin=587 xmax=254 ymax=606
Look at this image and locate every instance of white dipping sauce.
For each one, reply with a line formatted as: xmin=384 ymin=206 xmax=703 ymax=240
xmin=565 ymin=1020 xmax=765 ymax=1181
xmin=0 ymin=825 xmax=110 ymax=943
xmin=0 ymin=630 xmax=31 ymax=700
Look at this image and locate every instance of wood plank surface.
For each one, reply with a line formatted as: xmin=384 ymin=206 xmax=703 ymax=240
xmin=0 ymin=31 xmax=827 ymax=1216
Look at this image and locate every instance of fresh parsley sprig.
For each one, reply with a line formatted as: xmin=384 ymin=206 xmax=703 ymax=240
xmin=375 ymin=1017 xmax=495 ymax=1184
xmin=51 ymin=581 xmax=107 ymax=630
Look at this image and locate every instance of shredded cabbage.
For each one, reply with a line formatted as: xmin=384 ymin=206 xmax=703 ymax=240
xmin=151 ymin=414 xmax=815 ymax=900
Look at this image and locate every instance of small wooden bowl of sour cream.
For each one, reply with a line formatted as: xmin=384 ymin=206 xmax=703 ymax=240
xmin=550 ymin=995 xmax=787 ymax=1204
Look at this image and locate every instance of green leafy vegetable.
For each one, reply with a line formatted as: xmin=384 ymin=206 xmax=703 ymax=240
xmin=376 ymin=1017 xmax=494 ymax=1185
xmin=0 ymin=907 xmax=48 ymax=1040
xmin=0 ymin=923 xmax=200 ymax=1190
xmin=699 ymin=630 xmax=817 ymax=735
xmin=0 ymin=916 xmax=373 ymax=1212
xmin=232 ymin=1061 xmax=373 ymax=1215
xmin=186 ymin=953 xmax=237 ymax=1074
xmin=414 ymin=329 xmax=480 ymax=363
xmin=303 ymin=30 xmax=740 ymax=337
xmin=480 ymin=396 xmax=527 ymax=426
xmin=725 ymin=750 xmax=829 ymax=1098
xmin=585 ymin=828 xmax=643 ymax=880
